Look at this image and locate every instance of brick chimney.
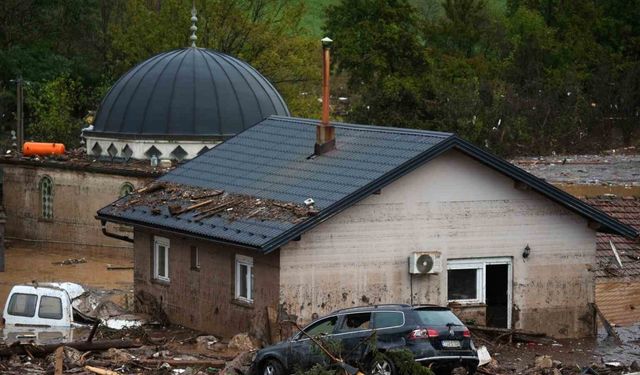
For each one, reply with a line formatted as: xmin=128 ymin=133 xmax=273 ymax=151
xmin=315 ymin=37 xmax=336 ymax=155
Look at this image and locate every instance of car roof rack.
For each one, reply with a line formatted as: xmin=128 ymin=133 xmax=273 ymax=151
xmin=333 ymin=304 xmax=412 ymax=313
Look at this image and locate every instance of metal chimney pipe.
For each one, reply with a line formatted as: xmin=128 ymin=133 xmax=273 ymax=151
xmin=315 ymin=37 xmax=336 ymax=155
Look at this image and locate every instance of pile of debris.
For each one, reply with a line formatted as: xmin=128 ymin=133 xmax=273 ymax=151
xmin=111 ymin=181 xmax=319 ymax=224
xmin=0 ymin=327 xmax=258 ymax=375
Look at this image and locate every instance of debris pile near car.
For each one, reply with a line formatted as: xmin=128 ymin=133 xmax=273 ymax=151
xmin=0 ymin=327 xmax=258 ymax=375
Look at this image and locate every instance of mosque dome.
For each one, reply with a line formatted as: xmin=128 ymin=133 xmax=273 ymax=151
xmin=85 ymin=47 xmax=290 ymax=161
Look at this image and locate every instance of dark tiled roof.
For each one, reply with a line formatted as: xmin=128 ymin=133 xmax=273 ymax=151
xmin=583 ymin=197 xmax=640 ymax=278
xmin=98 ymin=116 xmax=452 ymax=249
xmin=97 ymin=116 xmax=639 ymax=252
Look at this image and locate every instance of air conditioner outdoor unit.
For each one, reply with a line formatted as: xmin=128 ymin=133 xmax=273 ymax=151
xmin=409 ymin=252 xmax=442 ymax=274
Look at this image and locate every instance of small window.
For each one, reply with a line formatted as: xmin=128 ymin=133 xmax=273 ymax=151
xmin=119 ymin=182 xmax=134 ymax=197
xmin=235 ymin=255 xmax=253 ymax=303
xmin=374 ymin=312 xmax=404 ymax=329
xmin=153 ymin=236 xmax=170 ymax=281
xmin=38 ymin=296 xmax=63 ymax=319
xmin=337 ymin=312 xmax=372 ymax=332
xmin=39 ymin=176 xmax=53 ymax=220
xmin=190 ymin=246 xmax=200 ymax=270
xmin=448 ymin=269 xmax=479 ymax=300
xmin=304 ymin=316 xmax=338 ymax=337
xmin=7 ymin=293 xmax=37 ymax=317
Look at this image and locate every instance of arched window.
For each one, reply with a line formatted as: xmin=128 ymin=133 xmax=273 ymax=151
xmin=119 ymin=182 xmax=134 ymax=197
xmin=39 ymin=176 xmax=53 ymax=220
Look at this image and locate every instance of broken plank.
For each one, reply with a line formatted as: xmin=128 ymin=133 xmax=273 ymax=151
xmin=193 ymin=200 xmax=238 ymax=221
xmin=84 ymin=365 xmax=120 ymax=375
xmin=590 ymin=302 xmax=622 ymax=343
xmin=267 ymin=306 xmax=279 ymax=344
xmin=191 ymin=190 xmax=224 ymax=200
xmin=0 ymin=339 xmax=141 ymax=357
xmin=137 ymin=182 xmax=166 ymax=194
xmin=467 ymin=325 xmax=546 ymax=337
xmin=54 ymin=346 xmax=64 ymax=375
xmin=136 ymin=359 xmax=225 ymax=368
xmin=106 ymin=264 xmax=135 ymax=270
xmin=174 ymin=198 xmax=217 ymax=215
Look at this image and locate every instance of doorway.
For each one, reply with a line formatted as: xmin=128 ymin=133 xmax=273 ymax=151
xmin=486 ymin=264 xmax=509 ymax=328
xmin=447 ymin=257 xmax=512 ymax=329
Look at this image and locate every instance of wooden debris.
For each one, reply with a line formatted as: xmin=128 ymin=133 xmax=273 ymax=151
xmin=267 ymin=306 xmax=279 ymax=344
xmin=467 ymin=325 xmax=555 ymax=345
xmin=168 ymin=204 xmax=183 ymax=216
xmin=136 ymin=358 xmax=225 ymax=368
xmin=0 ymin=339 xmax=141 ymax=357
xmin=106 ymin=264 xmax=134 ymax=270
xmin=174 ymin=198 xmax=217 ymax=215
xmin=193 ymin=200 xmax=239 ymax=221
xmin=590 ymin=302 xmax=622 ymax=343
xmin=84 ymin=365 xmax=120 ymax=375
xmin=54 ymin=346 xmax=64 ymax=375
xmin=137 ymin=182 xmax=167 ymax=195
xmin=191 ymin=190 xmax=224 ymax=200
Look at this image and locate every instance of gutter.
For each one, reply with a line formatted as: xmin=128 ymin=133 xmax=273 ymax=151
xmin=100 ymin=220 xmax=134 ymax=243
xmin=96 ymin=214 xmax=260 ymax=251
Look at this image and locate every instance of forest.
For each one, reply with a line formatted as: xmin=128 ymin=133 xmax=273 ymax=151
xmin=0 ymin=0 xmax=638 ymax=156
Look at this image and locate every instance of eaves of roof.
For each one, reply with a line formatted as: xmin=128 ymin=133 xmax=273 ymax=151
xmin=257 ymin=136 xmax=639 ymax=253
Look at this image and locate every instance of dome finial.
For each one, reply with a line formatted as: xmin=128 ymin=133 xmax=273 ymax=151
xmin=189 ymin=1 xmax=198 ymax=47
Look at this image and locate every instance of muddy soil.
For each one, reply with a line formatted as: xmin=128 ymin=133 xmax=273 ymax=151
xmin=0 ymin=245 xmax=133 ymax=309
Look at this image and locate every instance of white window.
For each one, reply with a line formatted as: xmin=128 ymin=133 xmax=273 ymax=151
xmin=235 ymin=255 xmax=254 ymax=303
xmin=447 ymin=261 xmax=484 ymax=304
xmin=191 ymin=245 xmax=200 ymax=270
xmin=153 ymin=236 xmax=170 ymax=282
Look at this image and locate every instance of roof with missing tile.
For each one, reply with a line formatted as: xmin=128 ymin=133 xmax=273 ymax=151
xmin=97 ymin=116 xmax=639 ymax=252
xmin=583 ymin=196 xmax=640 ymax=279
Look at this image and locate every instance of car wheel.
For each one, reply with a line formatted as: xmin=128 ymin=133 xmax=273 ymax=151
xmin=370 ymin=355 xmax=396 ymax=375
xmin=261 ymin=358 xmax=285 ymax=375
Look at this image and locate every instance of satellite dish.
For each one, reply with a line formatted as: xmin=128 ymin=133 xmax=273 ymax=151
xmin=416 ymin=254 xmax=434 ymax=274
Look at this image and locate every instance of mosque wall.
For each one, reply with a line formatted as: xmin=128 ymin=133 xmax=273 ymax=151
xmin=1 ymin=163 xmax=151 ymax=256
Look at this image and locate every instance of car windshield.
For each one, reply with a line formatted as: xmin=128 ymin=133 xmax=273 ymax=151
xmin=415 ymin=309 xmax=463 ymax=326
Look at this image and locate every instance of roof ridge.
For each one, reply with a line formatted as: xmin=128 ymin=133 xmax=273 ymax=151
xmin=268 ymin=115 xmax=454 ymax=138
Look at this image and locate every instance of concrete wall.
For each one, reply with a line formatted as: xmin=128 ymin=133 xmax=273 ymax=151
xmin=133 ymin=229 xmax=280 ymax=339
xmin=279 ymin=150 xmax=597 ymax=338
xmin=1 ymin=164 xmax=150 ymax=256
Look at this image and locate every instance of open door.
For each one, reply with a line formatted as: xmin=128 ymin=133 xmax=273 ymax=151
xmin=486 ymin=264 xmax=509 ymax=328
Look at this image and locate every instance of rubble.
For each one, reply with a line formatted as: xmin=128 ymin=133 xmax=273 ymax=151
xmin=111 ymin=181 xmax=320 ymax=224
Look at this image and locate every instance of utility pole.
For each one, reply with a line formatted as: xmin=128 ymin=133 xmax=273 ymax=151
xmin=16 ymin=77 xmax=24 ymax=152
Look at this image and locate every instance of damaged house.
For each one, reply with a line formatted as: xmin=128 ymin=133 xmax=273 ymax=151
xmin=584 ymin=196 xmax=640 ymax=326
xmin=96 ymin=114 xmax=638 ymax=340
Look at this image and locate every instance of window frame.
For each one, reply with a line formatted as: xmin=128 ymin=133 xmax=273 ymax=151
xmin=7 ymin=293 xmax=38 ymax=317
xmin=38 ymin=296 xmax=63 ymax=320
xmin=190 ymin=245 xmax=200 ymax=271
xmin=234 ymin=255 xmax=254 ymax=303
xmin=447 ymin=263 xmax=484 ymax=304
xmin=39 ymin=175 xmax=54 ymax=220
xmin=153 ymin=236 xmax=170 ymax=282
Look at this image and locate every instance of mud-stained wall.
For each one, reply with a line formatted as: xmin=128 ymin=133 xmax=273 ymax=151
xmin=280 ymin=150 xmax=597 ymax=338
xmin=1 ymin=164 xmax=149 ymax=256
xmin=133 ymin=229 xmax=280 ymax=340
xmin=596 ymin=278 xmax=640 ymax=326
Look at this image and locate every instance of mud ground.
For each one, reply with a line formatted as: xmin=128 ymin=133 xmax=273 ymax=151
xmin=0 ymin=244 xmax=133 ymax=309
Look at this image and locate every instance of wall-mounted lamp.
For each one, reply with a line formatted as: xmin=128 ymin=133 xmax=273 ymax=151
xmin=523 ymin=244 xmax=531 ymax=260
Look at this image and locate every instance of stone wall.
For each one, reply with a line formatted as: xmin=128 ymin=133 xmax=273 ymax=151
xmin=1 ymin=163 xmax=151 ymax=256
xmin=133 ymin=229 xmax=280 ymax=340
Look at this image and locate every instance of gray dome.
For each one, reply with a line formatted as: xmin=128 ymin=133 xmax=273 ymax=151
xmin=91 ymin=48 xmax=290 ymax=139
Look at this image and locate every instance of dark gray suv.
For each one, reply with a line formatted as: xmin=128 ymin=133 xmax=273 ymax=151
xmin=251 ymin=304 xmax=479 ymax=375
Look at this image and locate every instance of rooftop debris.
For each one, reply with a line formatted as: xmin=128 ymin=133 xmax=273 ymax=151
xmin=111 ymin=181 xmax=320 ymax=224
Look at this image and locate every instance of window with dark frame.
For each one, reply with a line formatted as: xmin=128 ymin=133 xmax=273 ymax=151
xmin=190 ymin=245 xmax=200 ymax=270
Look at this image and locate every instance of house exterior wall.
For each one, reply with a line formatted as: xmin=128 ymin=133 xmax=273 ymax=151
xmin=133 ymin=229 xmax=280 ymax=339
xmin=596 ymin=277 xmax=640 ymax=326
xmin=1 ymin=164 xmax=150 ymax=256
xmin=279 ymin=150 xmax=597 ymax=338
